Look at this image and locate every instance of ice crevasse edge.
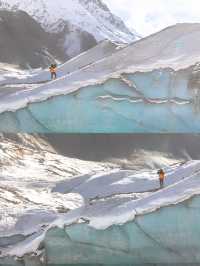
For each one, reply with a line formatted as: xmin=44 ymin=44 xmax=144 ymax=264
xmin=1 ymin=24 xmax=200 ymax=132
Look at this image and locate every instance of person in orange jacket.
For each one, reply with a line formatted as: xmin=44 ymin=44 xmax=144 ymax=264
xmin=157 ymin=169 xmax=165 ymax=188
xmin=49 ymin=64 xmax=57 ymax=80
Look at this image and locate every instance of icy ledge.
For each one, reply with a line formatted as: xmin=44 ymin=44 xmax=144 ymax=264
xmin=1 ymin=161 xmax=200 ymax=265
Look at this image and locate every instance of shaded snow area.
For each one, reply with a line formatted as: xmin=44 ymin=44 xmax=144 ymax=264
xmin=0 ymin=136 xmax=200 ymax=265
xmin=1 ymin=24 xmax=200 ymax=132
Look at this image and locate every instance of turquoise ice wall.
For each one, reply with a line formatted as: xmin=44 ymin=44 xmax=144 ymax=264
xmin=0 ymin=68 xmax=199 ymax=133
xmin=1 ymin=196 xmax=200 ymax=266
xmin=44 ymin=196 xmax=200 ymax=265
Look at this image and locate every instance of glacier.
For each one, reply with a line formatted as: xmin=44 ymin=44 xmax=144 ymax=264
xmin=1 ymin=24 xmax=200 ymax=132
xmin=1 ymin=135 xmax=200 ymax=265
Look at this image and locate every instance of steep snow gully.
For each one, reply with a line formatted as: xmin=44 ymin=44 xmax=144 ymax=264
xmin=1 ymin=24 xmax=200 ymax=132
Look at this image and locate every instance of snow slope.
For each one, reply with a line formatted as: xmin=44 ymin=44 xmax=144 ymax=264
xmin=0 ymin=0 xmax=136 ymax=43
xmin=0 ymin=40 xmax=120 ymax=87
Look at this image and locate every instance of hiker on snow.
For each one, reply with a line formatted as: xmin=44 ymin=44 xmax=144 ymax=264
xmin=157 ymin=169 xmax=165 ymax=188
xmin=49 ymin=64 xmax=57 ymax=80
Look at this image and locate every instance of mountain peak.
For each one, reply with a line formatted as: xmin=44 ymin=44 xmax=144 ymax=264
xmin=0 ymin=0 xmax=137 ymax=43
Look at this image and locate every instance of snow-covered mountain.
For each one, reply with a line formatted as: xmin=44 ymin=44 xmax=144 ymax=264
xmin=0 ymin=0 xmax=137 ymax=43
xmin=0 ymin=0 xmax=138 ymax=68
xmin=0 ymin=10 xmax=67 ymax=69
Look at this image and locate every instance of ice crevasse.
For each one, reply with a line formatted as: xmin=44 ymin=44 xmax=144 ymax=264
xmin=1 ymin=24 xmax=200 ymax=132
